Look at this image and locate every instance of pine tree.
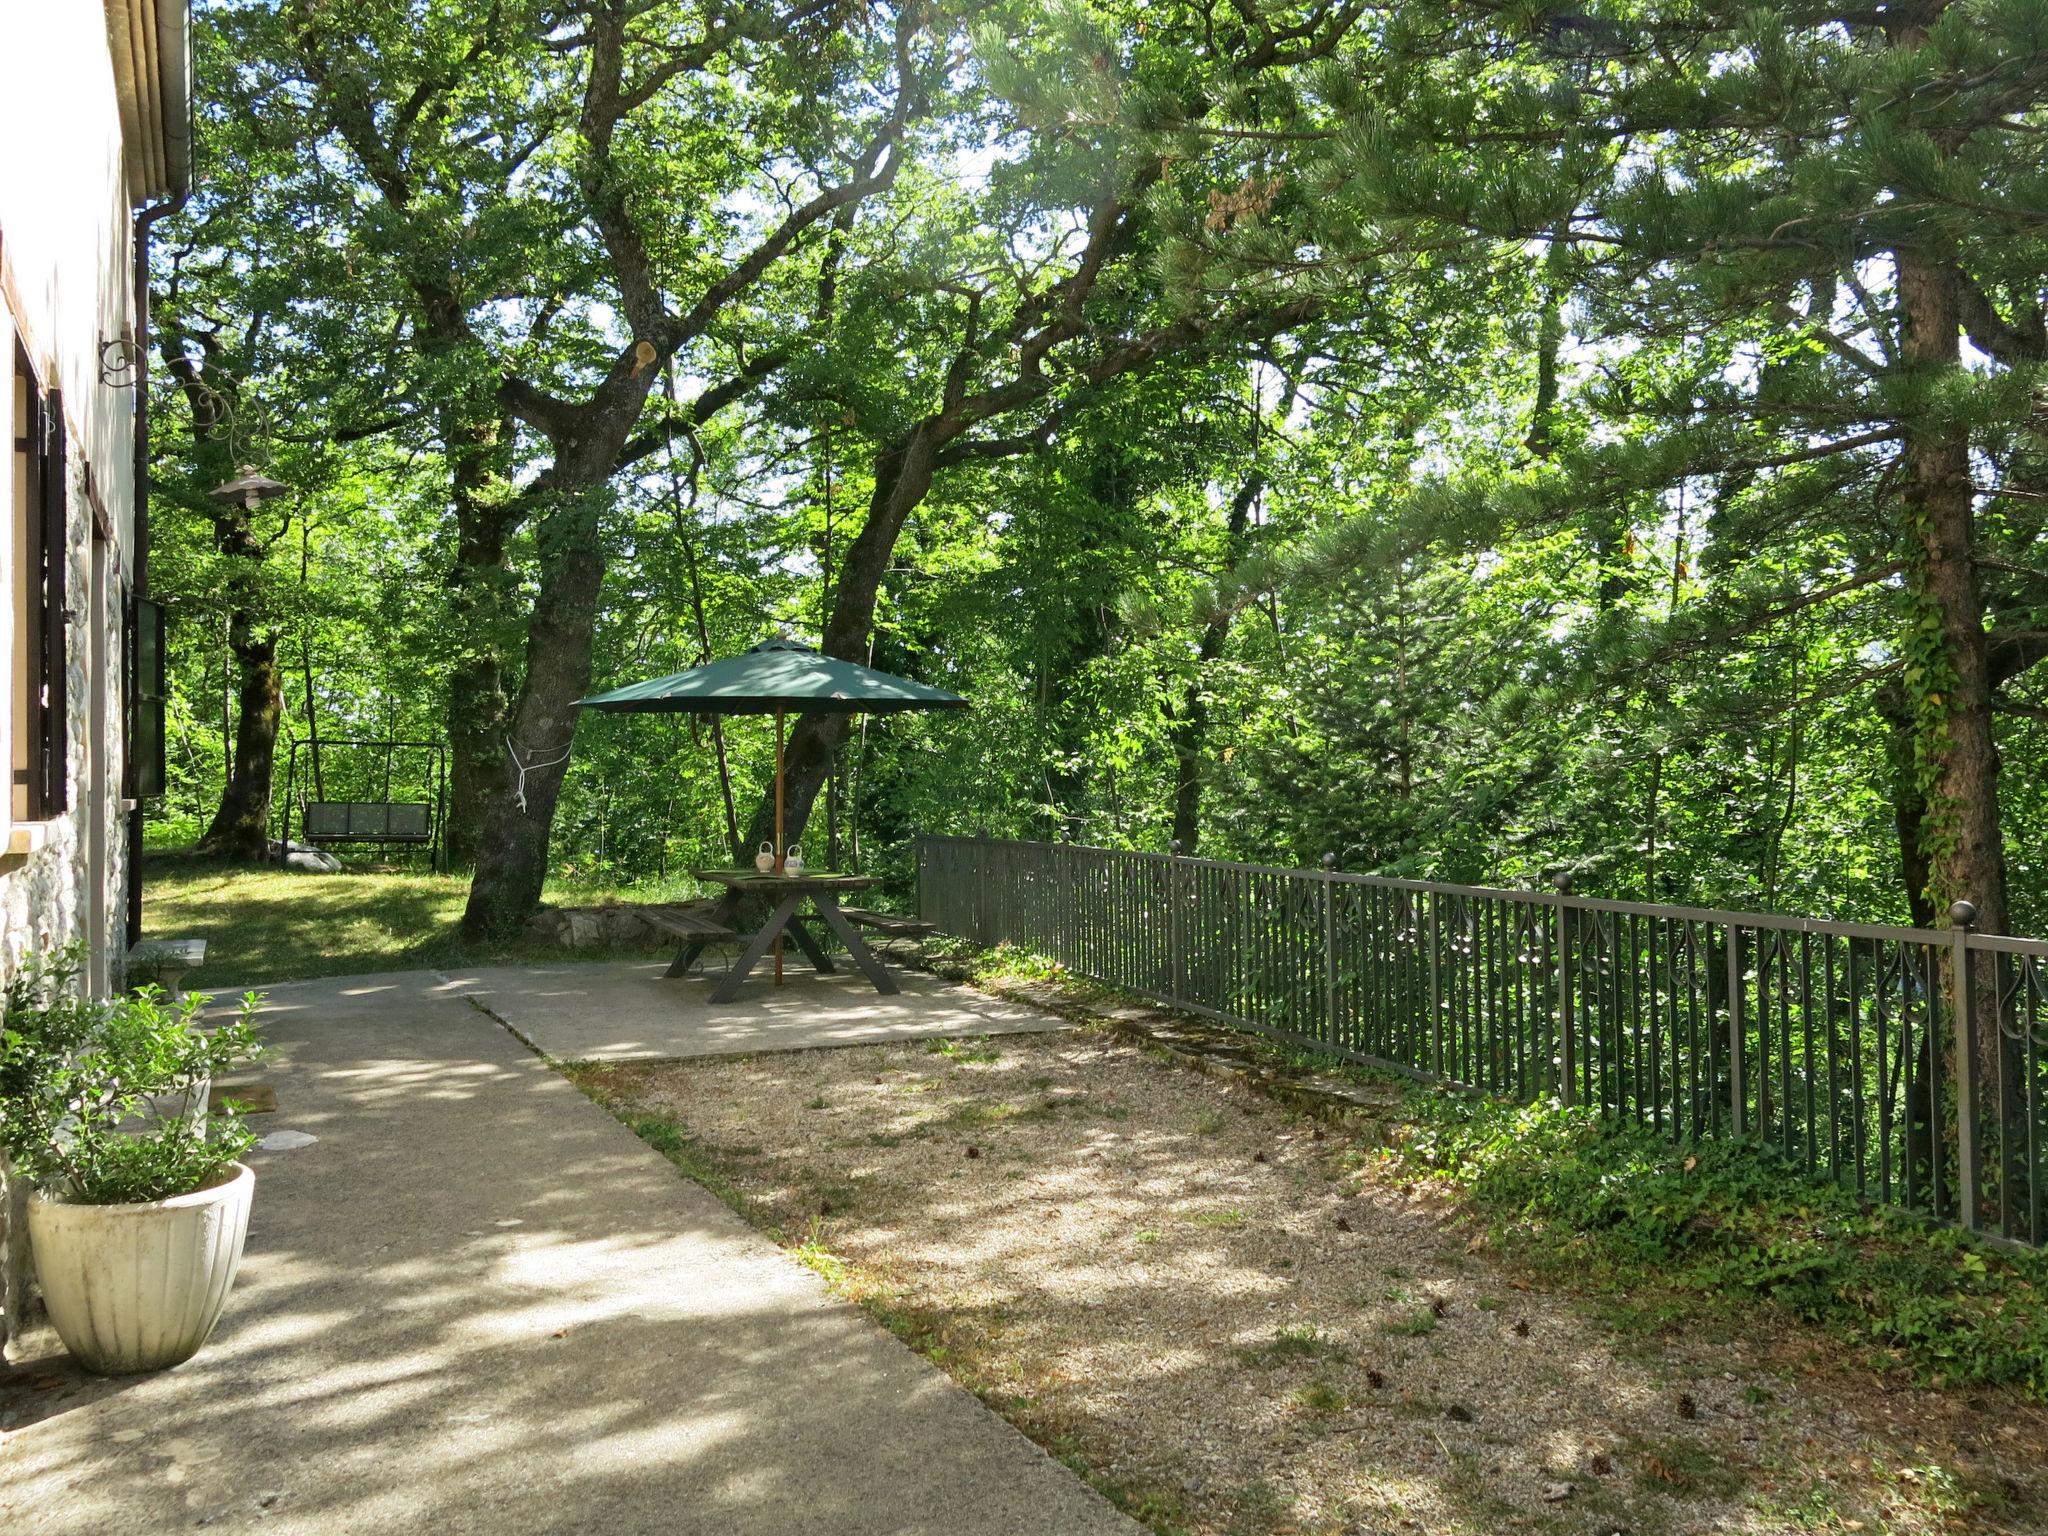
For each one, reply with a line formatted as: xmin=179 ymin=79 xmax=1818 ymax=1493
xmin=1290 ymin=0 xmax=2048 ymax=936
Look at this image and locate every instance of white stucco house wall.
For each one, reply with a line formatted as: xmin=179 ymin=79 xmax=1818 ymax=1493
xmin=0 ymin=0 xmax=192 ymax=1353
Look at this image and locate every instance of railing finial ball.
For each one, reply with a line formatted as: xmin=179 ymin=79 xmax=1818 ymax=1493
xmin=1170 ymin=839 xmax=1183 ymax=856
xmin=1321 ymin=852 xmax=1336 ymax=870
xmin=1552 ymin=871 xmax=1575 ymax=895
xmin=1950 ymin=899 xmax=1977 ymax=928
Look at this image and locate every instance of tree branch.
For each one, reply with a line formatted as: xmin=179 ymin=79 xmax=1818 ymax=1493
xmin=614 ymin=348 xmax=790 ymax=469
xmin=658 ymin=2 xmax=927 ymax=353
xmin=1954 ymin=268 xmax=2048 ymax=364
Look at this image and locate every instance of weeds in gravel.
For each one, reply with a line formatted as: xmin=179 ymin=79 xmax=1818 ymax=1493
xmin=1235 ymin=1325 xmax=1346 ymax=1367
xmin=1740 ymin=1458 xmax=1985 ymax=1532
xmin=1748 ymin=1477 xmax=1851 ymax=1530
xmin=942 ymin=1099 xmax=1020 ymax=1129
xmin=924 ymin=1037 xmax=1002 ymax=1064
xmin=1044 ymin=1437 xmax=1194 ymax=1536
xmin=1394 ymin=1093 xmax=2048 ymax=1396
xmin=1381 ymin=1309 xmax=1439 ymax=1338
xmin=1873 ymin=1460 xmax=1982 ymax=1525
xmin=1291 ymin=1377 xmax=1351 ymax=1416
xmin=926 ymin=938 xmax=1090 ymax=990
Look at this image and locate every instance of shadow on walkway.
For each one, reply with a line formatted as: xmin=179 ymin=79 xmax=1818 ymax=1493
xmin=0 ymin=971 xmax=1132 ymax=1536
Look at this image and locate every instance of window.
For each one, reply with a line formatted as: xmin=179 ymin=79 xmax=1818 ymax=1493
xmin=10 ymin=339 xmax=68 ymax=821
xmin=127 ymin=593 xmax=165 ymax=798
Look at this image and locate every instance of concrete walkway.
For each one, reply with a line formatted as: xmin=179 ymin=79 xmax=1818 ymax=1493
xmin=445 ymin=960 xmax=1074 ymax=1061
xmin=0 ymin=971 xmax=1134 ymax=1536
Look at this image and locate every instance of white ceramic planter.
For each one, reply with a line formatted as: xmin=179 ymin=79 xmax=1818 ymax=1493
xmin=27 ymin=1162 xmax=254 ymax=1374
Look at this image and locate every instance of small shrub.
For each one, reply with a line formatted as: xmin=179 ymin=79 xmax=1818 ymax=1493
xmin=1394 ymin=1091 xmax=2048 ymax=1394
xmin=0 ymin=945 xmax=264 ymax=1205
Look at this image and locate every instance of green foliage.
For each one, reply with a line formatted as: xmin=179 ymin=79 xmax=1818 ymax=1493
xmin=0 ymin=947 xmax=265 ymax=1206
xmin=1397 ymin=1093 xmax=2048 ymax=1395
xmin=150 ymin=0 xmax=2048 ymax=953
xmin=923 ymin=937 xmax=1079 ymax=989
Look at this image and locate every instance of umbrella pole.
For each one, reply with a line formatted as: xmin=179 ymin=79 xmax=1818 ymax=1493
xmin=774 ymin=707 xmax=786 ymax=985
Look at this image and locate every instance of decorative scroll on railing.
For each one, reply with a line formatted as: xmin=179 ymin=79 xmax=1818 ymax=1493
xmin=916 ymin=835 xmax=2048 ymax=1248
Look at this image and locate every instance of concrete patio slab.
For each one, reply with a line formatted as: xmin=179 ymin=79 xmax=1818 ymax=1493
xmin=0 ymin=970 xmax=1135 ymax=1536
xmin=439 ymin=959 xmax=1075 ymax=1062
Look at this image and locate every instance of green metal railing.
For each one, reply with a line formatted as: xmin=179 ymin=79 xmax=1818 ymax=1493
xmin=917 ymin=834 xmax=2048 ymax=1248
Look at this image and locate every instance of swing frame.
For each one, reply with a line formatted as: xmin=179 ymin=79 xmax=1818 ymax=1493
xmin=279 ymin=737 xmax=449 ymax=871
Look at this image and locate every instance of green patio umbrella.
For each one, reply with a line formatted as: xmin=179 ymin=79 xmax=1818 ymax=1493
xmin=579 ymin=637 xmax=968 ymax=872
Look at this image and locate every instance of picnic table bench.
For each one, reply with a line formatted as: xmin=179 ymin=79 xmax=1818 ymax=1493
xmin=638 ymin=905 xmax=738 ymax=945
xmin=837 ymin=908 xmax=937 ymax=940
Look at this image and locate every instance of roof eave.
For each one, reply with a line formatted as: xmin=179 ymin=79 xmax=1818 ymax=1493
xmin=105 ymin=0 xmax=193 ymax=205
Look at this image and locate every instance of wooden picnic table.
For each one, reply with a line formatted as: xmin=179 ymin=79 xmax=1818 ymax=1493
xmin=673 ymin=869 xmax=894 ymax=1004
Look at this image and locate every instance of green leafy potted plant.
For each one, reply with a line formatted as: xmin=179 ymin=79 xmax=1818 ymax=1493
xmin=0 ymin=946 xmax=264 ymax=1374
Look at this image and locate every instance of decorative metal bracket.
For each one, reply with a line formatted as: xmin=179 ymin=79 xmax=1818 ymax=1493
xmin=99 ymin=331 xmax=139 ymax=389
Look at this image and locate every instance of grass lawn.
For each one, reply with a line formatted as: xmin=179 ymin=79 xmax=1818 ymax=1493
xmin=138 ymin=851 xmax=694 ymax=987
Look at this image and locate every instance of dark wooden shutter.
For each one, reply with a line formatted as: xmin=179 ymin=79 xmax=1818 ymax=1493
xmin=13 ymin=361 xmax=42 ymax=817
xmin=128 ymin=594 xmax=167 ymax=797
xmin=38 ymin=393 xmax=69 ymax=816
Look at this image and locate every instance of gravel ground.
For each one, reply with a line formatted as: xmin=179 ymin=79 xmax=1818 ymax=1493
xmin=578 ymin=1028 xmax=2048 ymax=1536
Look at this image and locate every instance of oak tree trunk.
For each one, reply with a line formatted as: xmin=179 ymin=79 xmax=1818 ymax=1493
xmin=442 ymin=410 xmax=520 ymax=870
xmin=160 ymin=330 xmax=286 ymax=863
xmin=198 ymin=615 xmax=283 ymax=862
xmin=445 ymin=627 xmax=510 ymax=870
xmin=459 ymin=475 xmax=618 ymax=941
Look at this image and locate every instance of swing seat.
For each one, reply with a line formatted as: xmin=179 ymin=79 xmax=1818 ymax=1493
xmin=302 ymin=800 xmax=434 ymax=844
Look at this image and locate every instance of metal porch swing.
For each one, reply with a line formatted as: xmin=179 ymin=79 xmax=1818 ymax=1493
xmin=279 ymin=737 xmax=449 ymax=871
